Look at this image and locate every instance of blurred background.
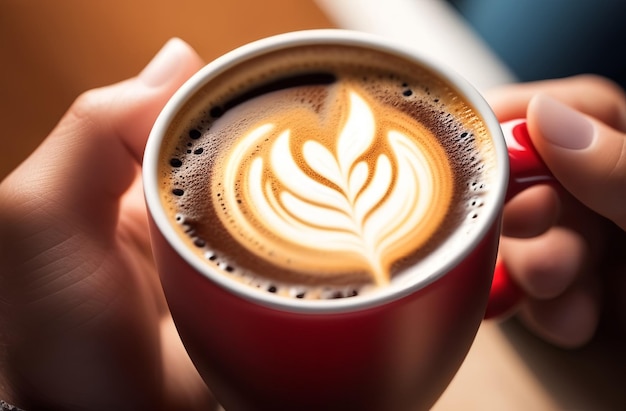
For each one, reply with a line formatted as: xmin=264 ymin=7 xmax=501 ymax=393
xmin=1 ymin=0 xmax=625 ymax=409
xmin=0 ymin=0 xmax=333 ymax=179
xmin=4 ymin=0 xmax=625 ymax=181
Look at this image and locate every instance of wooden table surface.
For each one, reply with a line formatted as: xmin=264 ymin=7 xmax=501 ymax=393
xmin=1 ymin=1 xmax=624 ymax=409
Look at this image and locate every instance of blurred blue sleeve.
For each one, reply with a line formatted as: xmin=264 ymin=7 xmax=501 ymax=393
xmin=448 ymin=0 xmax=626 ymax=89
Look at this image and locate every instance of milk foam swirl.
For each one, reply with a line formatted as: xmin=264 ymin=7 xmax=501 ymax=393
xmin=217 ymin=86 xmax=453 ymax=285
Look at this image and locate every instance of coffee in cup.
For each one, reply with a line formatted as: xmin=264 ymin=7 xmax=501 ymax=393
xmin=145 ymin=30 xmax=555 ymax=411
xmin=157 ymin=43 xmax=496 ymax=301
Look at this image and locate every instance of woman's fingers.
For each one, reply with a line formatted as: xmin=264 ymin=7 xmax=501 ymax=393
xmin=486 ymin=74 xmax=626 ymax=130
xmin=502 ymin=184 xmax=560 ymax=238
xmin=0 ymin=38 xmax=204 ymax=232
xmin=519 ymin=281 xmax=602 ymax=348
xmin=500 ymin=224 xmax=602 ymax=348
xmin=528 ymin=93 xmax=626 ymax=231
xmin=501 ymin=227 xmax=588 ymax=299
xmin=0 ymin=39 xmax=207 ymax=410
xmin=487 ymin=76 xmax=626 ymax=347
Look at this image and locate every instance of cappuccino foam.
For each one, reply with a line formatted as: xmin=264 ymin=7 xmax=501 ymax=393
xmin=158 ymin=44 xmax=494 ymax=299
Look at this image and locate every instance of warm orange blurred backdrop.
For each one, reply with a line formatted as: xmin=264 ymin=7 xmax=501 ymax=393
xmin=0 ymin=0 xmax=333 ymax=179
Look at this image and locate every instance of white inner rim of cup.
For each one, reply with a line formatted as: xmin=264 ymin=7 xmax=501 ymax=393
xmin=143 ymin=29 xmax=509 ymax=314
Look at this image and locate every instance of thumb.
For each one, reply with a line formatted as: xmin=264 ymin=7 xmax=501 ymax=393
xmin=2 ymin=38 xmax=204 ymax=228
xmin=527 ymin=94 xmax=626 ymax=230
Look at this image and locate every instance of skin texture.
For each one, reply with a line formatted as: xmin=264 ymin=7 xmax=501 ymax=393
xmin=0 ymin=39 xmax=624 ymax=409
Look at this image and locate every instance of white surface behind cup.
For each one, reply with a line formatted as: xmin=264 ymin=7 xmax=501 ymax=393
xmin=315 ymin=0 xmax=517 ymax=91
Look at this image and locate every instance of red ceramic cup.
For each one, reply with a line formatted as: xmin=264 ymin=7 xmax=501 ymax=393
xmin=143 ymin=30 xmax=552 ymax=411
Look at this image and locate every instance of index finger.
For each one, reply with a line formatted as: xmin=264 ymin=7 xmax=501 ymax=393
xmin=485 ymin=75 xmax=626 ymax=131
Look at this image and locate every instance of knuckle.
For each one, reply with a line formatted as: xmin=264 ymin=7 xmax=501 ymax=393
xmin=69 ymin=88 xmax=106 ymax=121
xmin=63 ymin=86 xmax=118 ymax=138
xmin=574 ymin=74 xmax=626 ymax=129
xmin=575 ymin=74 xmax=623 ymax=97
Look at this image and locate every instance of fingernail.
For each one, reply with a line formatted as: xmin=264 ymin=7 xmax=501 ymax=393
xmin=532 ymin=94 xmax=596 ymax=150
xmin=139 ymin=38 xmax=187 ymax=87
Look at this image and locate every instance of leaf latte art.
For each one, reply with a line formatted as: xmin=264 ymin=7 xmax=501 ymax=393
xmin=215 ymin=86 xmax=454 ymax=286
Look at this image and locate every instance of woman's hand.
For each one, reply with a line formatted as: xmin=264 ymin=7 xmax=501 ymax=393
xmin=0 ymin=39 xmax=216 ymax=410
xmin=488 ymin=75 xmax=626 ymax=348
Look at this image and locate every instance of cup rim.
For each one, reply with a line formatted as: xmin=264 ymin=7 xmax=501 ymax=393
xmin=143 ymin=29 xmax=509 ymax=314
